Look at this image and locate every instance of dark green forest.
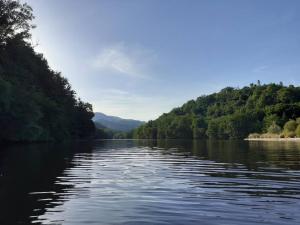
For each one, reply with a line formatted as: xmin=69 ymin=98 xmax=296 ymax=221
xmin=134 ymin=82 xmax=300 ymax=139
xmin=0 ymin=0 xmax=95 ymax=142
xmin=94 ymin=122 xmax=134 ymax=139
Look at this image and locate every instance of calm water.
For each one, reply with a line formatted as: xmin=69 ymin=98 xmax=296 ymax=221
xmin=1 ymin=140 xmax=300 ymax=225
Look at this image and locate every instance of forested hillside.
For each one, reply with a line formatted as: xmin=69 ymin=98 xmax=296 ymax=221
xmin=0 ymin=0 xmax=95 ymax=142
xmin=134 ymin=82 xmax=300 ymax=139
xmin=94 ymin=122 xmax=134 ymax=139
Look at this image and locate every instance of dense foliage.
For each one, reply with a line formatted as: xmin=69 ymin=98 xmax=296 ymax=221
xmin=0 ymin=0 xmax=95 ymax=142
xmin=134 ymin=82 xmax=300 ymax=139
xmin=94 ymin=122 xmax=133 ymax=139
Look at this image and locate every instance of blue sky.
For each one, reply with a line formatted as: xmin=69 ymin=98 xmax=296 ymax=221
xmin=26 ymin=0 xmax=300 ymax=121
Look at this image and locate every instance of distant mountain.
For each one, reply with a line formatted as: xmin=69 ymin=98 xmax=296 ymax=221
xmin=93 ymin=112 xmax=145 ymax=131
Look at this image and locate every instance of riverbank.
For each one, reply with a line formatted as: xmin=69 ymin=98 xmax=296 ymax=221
xmin=245 ymin=138 xmax=300 ymax=141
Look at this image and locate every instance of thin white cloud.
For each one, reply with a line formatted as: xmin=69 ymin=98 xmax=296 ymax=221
xmin=92 ymin=43 xmax=155 ymax=79
xmin=253 ymin=65 xmax=269 ymax=73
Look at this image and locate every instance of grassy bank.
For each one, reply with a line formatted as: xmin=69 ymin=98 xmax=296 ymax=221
xmin=245 ymin=138 xmax=300 ymax=141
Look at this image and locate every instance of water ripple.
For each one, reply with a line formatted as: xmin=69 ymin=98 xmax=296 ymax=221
xmin=27 ymin=141 xmax=300 ymax=225
xmin=1 ymin=140 xmax=300 ymax=225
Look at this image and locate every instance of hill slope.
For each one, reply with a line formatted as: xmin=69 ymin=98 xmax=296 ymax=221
xmin=0 ymin=1 xmax=95 ymax=142
xmin=93 ymin=112 xmax=144 ymax=132
xmin=134 ymin=83 xmax=300 ymax=139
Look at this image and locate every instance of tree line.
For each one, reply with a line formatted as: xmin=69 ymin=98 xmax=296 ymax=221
xmin=134 ymin=82 xmax=300 ymax=139
xmin=0 ymin=0 xmax=95 ymax=142
xmin=94 ymin=122 xmax=134 ymax=139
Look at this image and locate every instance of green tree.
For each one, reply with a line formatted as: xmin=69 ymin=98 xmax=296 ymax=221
xmin=263 ymin=114 xmax=280 ymax=131
xmin=0 ymin=0 xmax=35 ymax=46
xmin=267 ymin=122 xmax=281 ymax=134
xmin=206 ymin=119 xmax=219 ymax=139
xmin=192 ymin=116 xmax=207 ymax=139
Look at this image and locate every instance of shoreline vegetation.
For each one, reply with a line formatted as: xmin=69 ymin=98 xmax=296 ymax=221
xmin=245 ymin=138 xmax=300 ymax=141
xmin=247 ymin=119 xmax=300 ymax=141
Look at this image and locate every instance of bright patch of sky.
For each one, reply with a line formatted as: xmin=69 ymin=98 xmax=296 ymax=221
xmin=27 ymin=0 xmax=300 ymax=121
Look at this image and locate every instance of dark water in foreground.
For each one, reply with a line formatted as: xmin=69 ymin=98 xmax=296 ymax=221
xmin=1 ymin=140 xmax=300 ymax=225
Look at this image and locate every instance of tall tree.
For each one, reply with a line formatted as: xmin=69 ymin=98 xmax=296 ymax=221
xmin=0 ymin=0 xmax=35 ymax=46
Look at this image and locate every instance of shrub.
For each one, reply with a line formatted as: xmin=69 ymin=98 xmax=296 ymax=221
xmin=296 ymin=125 xmax=300 ymax=138
xmin=284 ymin=120 xmax=297 ymax=132
xmin=296 ymin=117 xmax=300 ymax=125
xmin=283 ymin=120 xmax=297 ymax=138
xmin=248 ymin=133 xmax=261 ymax=138
xmin=285 ymin=131 xmax=296 ymax=138
xmin=267 ymin=122 xmax=281 ymax=134
xmin=260 ymin=133 xmax=280 ymax=138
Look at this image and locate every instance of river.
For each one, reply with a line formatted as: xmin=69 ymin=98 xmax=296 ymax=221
xmin=0 ymin=140 xmax=300 ymax=225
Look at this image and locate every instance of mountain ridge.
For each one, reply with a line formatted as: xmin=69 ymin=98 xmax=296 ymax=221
xmin=93 ymin=112 xmax=144 ymax=132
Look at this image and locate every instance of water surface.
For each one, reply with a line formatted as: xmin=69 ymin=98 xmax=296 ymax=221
xmin=1 ymin=140 xmax=300 ymax=225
